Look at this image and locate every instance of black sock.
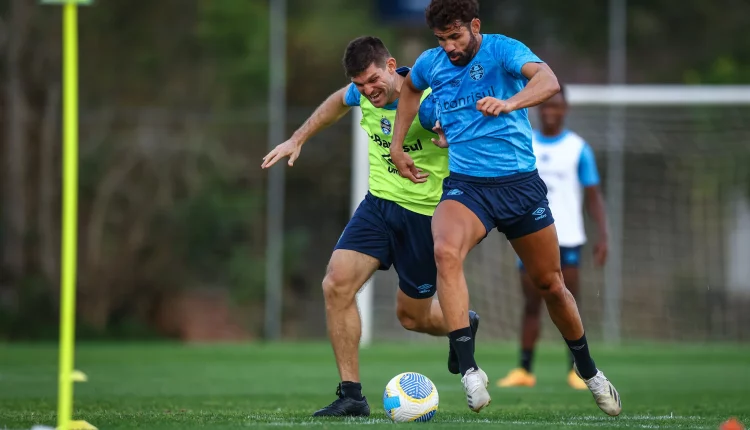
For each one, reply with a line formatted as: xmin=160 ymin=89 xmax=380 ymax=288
xmin=565 ymin=333 xmax=597 ymax=379
xmin=567 ymin=350 xmax=575 ymax=371
xmin=520 ymin=349 xmax=534 ymax=372
xmin=340 ymin=381 xmax=364 ymax=401
xmin=449 ymin=327 xmax=478 ymax=376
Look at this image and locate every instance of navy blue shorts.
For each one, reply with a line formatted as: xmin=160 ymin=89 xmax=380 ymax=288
xmin=440 ymin=170 xmax=555 ymax=240
xmin=517 ymin=246 xmax=582 ymax=270
xmin=334 ymin=193 xmax=437 ymax=299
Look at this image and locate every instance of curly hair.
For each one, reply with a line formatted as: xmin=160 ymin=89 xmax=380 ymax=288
xmin=342 ymin=36 xmax=391 ymax=79
xmin=425 ymin=0 xmax=480 ymax=30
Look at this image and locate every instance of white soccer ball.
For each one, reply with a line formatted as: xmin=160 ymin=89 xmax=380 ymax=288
xmin=382 ymin=372 xmax=439 ymax=423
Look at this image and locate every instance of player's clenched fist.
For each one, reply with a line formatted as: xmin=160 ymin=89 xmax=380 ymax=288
xmin=476 ymin=97 xmax=515 ymax=117
xmin=390 ymin=147 xmax=429 ymax=184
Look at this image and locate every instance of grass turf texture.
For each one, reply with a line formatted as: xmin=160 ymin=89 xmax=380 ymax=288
xmin=1 ymin=342 xmax=748 ymax=429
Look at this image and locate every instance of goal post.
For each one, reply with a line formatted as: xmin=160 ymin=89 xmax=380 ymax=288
xmin=353 ymin=85 xmax=750 ymax=346
xmin=351 ymin=108 xmax=375 ymax=347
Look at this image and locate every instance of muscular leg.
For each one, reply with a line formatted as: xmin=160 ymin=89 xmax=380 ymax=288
xmin=511 ymin=225 xmax=583 ymax=340
xmin=396 ymin=291 xmax=449 ymax=336
xmin=510 ymin=225 xmax=596 ymax=379
xmin=433 ymin=201 xmax=484 ymax=367
xmin=432 ymin=200 xmax=486 ymax=337
xmin=519 ymin=265 xmax=578 ymax=371
xmin=322 ymin=249 xmax=379 ymax=383
xmin=433 ymin=200 xmax=492 ymax=412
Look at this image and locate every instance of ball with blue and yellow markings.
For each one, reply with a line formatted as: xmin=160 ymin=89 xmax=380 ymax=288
xmin=383 ymin=372 xmax=439 ymax=422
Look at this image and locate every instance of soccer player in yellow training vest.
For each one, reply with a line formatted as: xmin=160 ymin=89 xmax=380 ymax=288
xmin=262 ymin=36 xmax=480 ymax=418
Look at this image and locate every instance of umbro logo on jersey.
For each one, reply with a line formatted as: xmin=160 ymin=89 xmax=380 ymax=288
xmin=450 ymin=78 xmax=461 ymax=87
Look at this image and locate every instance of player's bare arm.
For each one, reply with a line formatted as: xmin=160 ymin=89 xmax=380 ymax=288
xmin=389 ymin=74 xmax=428 ymax=183
xmin=584 ymin=186 xmax=609 ymax=266
xmin=261 ymin=86 xmax=350 ymax=168
xmin=476 ymin=63 xmax=560 ymax=117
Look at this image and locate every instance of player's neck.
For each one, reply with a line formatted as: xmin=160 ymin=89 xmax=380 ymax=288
xmin=389 ymin=74 xmax=405 ymax=104
xmin=540 ymin=126 xmax=564 ymax=137
xmin=467 ymin=34 xmax=483 ymax=63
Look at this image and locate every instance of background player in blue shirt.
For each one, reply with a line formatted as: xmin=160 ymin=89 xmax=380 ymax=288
xmin=389 ymin=0 xmax=621 ymax=416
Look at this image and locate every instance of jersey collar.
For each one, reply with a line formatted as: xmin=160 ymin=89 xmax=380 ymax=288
xmin=534 ymin=129 xmax=570 ymax=144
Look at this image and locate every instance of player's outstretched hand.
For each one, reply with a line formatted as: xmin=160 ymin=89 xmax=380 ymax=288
xmin=390 ymin=148 xmax=429 ymax=183
xmin=593 ymin=239 xmax=608 ymax=266
xmin=431 ymin=121 xmax=449 ymax=148
xmin=476 ymin=97 xmax=514 ymax=117
xmin=262 ymin=139 xmax=302 ymax=169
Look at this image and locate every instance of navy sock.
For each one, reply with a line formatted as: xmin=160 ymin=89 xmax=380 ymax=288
xmin=449 ymin=327 xmax=478 ymax=376
xmin=520 ymin=349 xmax=534 ymax=372
xmin=340 ymin=381 xmax=364 ymax=400
xmin=565 ymin=333 xmax=597 ymax=379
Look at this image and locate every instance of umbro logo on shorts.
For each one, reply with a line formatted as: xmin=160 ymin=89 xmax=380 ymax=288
xmin=533 ymin=207 xmax=547 ymax=221
xmin=447 ymin=189 xmax=464 ymax=196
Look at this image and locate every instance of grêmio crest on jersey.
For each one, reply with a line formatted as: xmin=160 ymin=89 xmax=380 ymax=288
xmin=380 ymin=117 xmax=392 ymax=135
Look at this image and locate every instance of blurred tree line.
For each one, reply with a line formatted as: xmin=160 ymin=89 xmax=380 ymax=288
xmin=0 ymin=0 xmax=748 ymax=340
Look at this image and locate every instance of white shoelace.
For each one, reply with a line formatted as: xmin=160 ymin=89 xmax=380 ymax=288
xmin=586 ymin=371 xmax=610 ymax=395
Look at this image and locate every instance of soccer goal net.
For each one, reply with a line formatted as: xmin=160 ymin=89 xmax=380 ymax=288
xmin=353 ymin=85 xmax=750 ymax=345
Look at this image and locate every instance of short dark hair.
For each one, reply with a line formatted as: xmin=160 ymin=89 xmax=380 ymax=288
xmin=342 ymin=36 xmax=391 ymax=78
xmin=425 ymin=0 xmax=480 ymax=30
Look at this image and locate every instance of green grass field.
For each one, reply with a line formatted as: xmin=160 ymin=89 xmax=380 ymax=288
xmin=1 ymin=342 xmax=748 ymax=429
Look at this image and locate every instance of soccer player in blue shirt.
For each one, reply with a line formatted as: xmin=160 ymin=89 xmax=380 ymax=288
xmin=389 ymin=0 xmax=621 ymax=416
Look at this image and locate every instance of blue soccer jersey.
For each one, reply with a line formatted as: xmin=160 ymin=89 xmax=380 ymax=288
xmin=410 ymin=34 xmax=543 ymax=177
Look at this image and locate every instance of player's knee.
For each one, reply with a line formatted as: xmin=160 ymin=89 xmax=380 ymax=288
xmin=532 ymin=271 xmax=565 ymax=296
xmin=321 ymin=267 xmax=357 ymax=306
xmin=433 ymin=239 xmax=462 ymax=271
xmin=396 ymin=308 xmax=421 ymax=332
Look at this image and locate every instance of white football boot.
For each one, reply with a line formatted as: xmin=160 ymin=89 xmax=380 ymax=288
xmin=461 ymin=367 xmax=491 ymax=412
xmin=574 ymin=364 xmax=622 ymax=416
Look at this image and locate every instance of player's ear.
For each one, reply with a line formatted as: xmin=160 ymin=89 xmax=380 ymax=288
xmin=470 ymin=18 xmax=481 ymax=35
xmin=386 ymin=57 xmax=397 ymax=73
